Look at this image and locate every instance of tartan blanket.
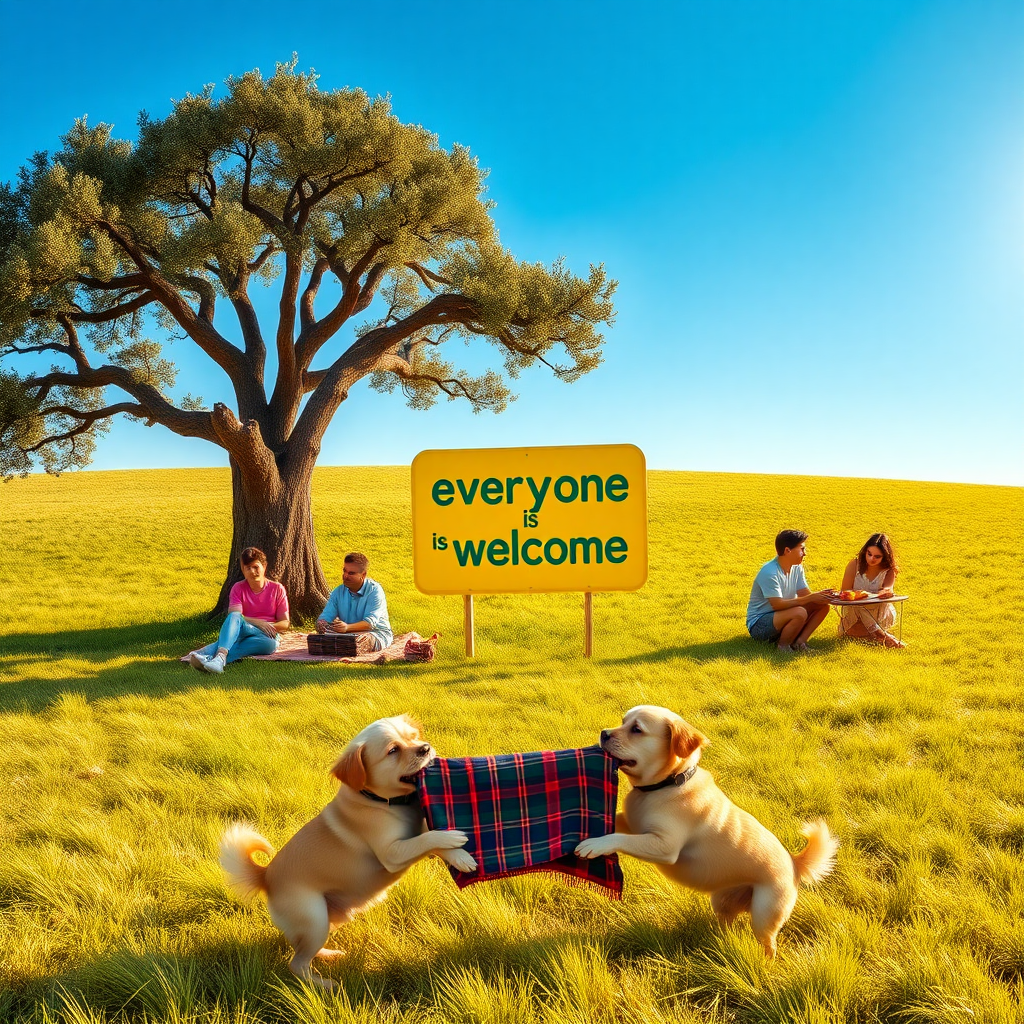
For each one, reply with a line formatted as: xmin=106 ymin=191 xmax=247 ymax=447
xmin=417 ymin=745 xmax=623 ymax=898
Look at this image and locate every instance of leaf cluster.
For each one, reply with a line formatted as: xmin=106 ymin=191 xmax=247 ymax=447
xmin=0 ymin=368 xmax=105 ymax=479
xmin=0 ymin=59 xmax=616 ymax=472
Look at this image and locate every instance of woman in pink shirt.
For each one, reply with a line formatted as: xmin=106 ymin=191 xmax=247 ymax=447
xmin=189 ymin=547 xmax=290 ymax=673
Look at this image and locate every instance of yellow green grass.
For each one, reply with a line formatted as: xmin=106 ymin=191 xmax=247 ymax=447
xmin=2 ymin=467 xmax=1022 ymax=1023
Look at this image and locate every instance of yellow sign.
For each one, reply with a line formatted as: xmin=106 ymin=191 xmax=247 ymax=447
xmin=411 ymin=444 xmax=648 ymax=595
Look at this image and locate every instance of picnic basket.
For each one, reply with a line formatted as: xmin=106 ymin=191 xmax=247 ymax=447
xmin=306 ymin=633 xmax=358 ymax=656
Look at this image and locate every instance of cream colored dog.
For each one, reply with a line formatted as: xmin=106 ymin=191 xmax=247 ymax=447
xmin=220 ymin=715 xmax=475 ymax=987
xmin=575 ymin=705 xmax=838 ymax=957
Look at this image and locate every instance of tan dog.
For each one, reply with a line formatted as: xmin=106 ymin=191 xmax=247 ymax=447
xmin=220 ymin=715 xmax=475 ymax=987
xmin=575 ymin=705 xmax=838 ymax=957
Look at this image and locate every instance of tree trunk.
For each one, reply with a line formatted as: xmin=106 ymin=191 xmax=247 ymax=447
xmin=212 ymin=457 xmax=330 ymax=621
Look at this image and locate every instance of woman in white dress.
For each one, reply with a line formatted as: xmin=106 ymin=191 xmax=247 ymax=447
xmin=839 ymin=533 xmax=905 ymax=648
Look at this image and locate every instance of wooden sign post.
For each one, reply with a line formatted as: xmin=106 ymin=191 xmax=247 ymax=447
xmin=584 ymin=591 xmax=593 ymax=658
xmin=464 ymin=594 xmax=475 ymax=658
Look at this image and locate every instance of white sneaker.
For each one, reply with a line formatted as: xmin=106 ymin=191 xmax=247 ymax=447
xmin=189 ymin=651 xmax=208 ymax=671
xmin=204 ymin=654 xmax=226 ymax=674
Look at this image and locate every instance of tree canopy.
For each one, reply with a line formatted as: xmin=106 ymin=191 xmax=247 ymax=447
xmin=0 ymin=60 xmax=616 ymax=614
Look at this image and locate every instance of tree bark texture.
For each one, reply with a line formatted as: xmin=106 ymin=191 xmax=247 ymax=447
xmin=213 ymin=456 xmax=330 ymax=621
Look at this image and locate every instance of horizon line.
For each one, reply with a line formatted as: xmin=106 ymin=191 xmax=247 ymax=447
xmin=9 ymin=465 xmax=1023 ymax=490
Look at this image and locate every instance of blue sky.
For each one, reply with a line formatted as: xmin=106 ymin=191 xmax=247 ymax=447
xmin=2 ymin=0 xmax=1021 ymax=484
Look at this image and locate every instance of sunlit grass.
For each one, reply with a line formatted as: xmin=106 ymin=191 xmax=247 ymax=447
xmin=1 ymin=467 xmax=1022 ymax=1022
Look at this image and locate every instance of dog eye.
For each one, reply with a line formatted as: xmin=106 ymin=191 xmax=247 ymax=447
xmin=631 ymin=724 xmax=643 ymax=733
xmin=387 ymin=746 xmax=399 ymax=755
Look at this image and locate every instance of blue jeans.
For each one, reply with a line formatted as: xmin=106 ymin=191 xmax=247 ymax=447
xmin=748 ymin=611 xmax=781 ymax=643
xmin=198 ymin=612 xmax=279 ymax=663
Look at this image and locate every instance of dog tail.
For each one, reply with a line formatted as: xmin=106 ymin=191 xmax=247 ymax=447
xmin=220 ymin=823 xmax=274 ymax=902
xmin=791 ymin=820 xmax=839 ymax=886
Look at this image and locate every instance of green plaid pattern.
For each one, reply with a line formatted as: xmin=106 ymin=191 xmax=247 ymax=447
xmin=417 ymin=745 xmax=623 ymax=897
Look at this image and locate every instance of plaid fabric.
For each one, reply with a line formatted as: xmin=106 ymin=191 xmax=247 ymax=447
xmin=180 ymin=631 xmax=436 ymax=665
xmin=417 ymin=745 xmax=623 ymax=898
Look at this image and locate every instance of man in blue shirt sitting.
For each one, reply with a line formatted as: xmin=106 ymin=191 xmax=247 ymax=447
xmin=316 ymin=552 xmax=394 ymax=653
xmin=746 ymin=530 xmax=836 ymax=652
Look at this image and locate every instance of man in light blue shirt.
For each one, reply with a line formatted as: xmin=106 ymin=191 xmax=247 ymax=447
xmin=316 ymin=552 xmax=394 ymax=652
xmin=746 ymin=530 xmax=835 ymax=652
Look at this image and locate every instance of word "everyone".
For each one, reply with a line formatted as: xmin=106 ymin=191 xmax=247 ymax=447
xmin=431 ymin=473 xmax=629 ymax=513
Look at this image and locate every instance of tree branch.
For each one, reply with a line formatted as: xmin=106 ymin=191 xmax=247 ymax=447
xmin=180 ymin=275 xmax=217 ymax=323
xmin=301 ymin=367 xmax=327 ymax=393
xmin=248 ymin=244 xmax=279 ymax=273
xmin=26 ymin=367 xmax=219 ymax=444
xmin=228 ymin=291 xmax=268 ymax=376
xmin=352 ymin=263 xmax=387 ymax=316
xmin=239 ymin=138 xmax=291 ymax=240
xmin=11 ymin=342 xmax=75 ymax=358
xmin=209 ymin=402 xmax=281 ymax=497
xmin=39 ymin=401 xmax=143 ymax=420
xmin=26 ymin=402 xmax=147 ymax=454
xmin=372 ymin=353 xmax=489 ymax=404
xmin=291 ymin=292 xmax=480 ymax=452
xmin=298 ymin=260 xmax=330 ymax=340
xmin=57 ymin=315 xmax=91 ymax=372
xmin=295 ymin=240 xmax=388 ymax=369
xmin=75 ymin=273 xmax=148 ymax=291
xmin=61 ymin=292 xmax=157 ymax=324
xmin=405 ymin=262 xmax=451 ymax=291
xmin=88 ymin=219 xmax=251 ymax=384
xmin=291 ymin=160 xmax=390 ymax=233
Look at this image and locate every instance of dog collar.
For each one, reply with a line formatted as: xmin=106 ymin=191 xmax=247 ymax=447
xmin=635 ymin=763 xmax=698 ymax=792
xmin=359 ymin=789 xmax=418 ymax=806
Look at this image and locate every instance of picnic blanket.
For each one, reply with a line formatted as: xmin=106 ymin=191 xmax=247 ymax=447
xmin=180 ymin=631 xmax=439 ymax=665
xmin=417 ymin=745 xmax=623 ymax=898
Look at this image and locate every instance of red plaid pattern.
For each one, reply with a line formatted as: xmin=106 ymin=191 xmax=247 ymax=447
xmin=417 ymin=745 xmax=623 ymax=898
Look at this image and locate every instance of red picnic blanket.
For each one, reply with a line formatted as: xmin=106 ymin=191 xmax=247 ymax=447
xmin=417 ymin=745 xmax=623 ymax=898
xmin=180 ymin=631 xmax=439 ymax=665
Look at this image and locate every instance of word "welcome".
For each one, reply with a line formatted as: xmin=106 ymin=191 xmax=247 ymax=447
xmin=446 ymin=530 xmax=629 ymax=567
xmin=431 ymin=473 xmax=629 ymax=513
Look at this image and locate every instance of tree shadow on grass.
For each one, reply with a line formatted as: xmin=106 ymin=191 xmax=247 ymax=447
xmin=0 ymin=617 xmax=432 ymax=714
xmin=600 ymin=634 xmax=844 ymax=666
xmin=0 ymin=616 xmax=209 ymax=660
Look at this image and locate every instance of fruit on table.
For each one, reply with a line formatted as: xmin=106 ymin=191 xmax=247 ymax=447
xmin=839 ymin=590 xmax=871 ymax=600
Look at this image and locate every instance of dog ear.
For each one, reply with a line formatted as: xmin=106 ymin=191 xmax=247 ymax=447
xmin=331 ymin=742 xmax=367 ymax=790
xmin=399 ymin=713 xmax=424 ymax=735
xmin=670 ymin=718 xmax=710 ymax=759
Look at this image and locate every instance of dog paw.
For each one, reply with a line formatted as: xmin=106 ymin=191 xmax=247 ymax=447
xmin=443 ymin=849 xmax=478 ymax=873
xmin=432 ymin=828 xmax=470 ymax=850
xmin=575 ymin=837 xmax=614 ymax=859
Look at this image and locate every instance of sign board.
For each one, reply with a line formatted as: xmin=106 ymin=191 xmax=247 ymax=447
xmin=411 ymin=444 xmax=647 ymax=595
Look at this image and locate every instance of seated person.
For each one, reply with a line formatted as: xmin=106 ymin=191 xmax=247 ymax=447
xmin=839 ymin=533 xmax=905 ymax=648
xmin=746 ymin=529 xmax=835 ymax=652
xmin=190 ymin=547 xmax=289 ymax=673
xmin=316 ymin=551 xmax=393 ymax=653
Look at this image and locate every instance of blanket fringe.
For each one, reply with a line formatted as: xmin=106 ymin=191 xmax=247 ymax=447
xmin=454 ymin=864 xmax=622 ymax=900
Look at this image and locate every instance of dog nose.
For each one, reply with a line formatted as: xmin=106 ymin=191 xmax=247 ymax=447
xmin=600 ymin=729 xmax=610 ymax=744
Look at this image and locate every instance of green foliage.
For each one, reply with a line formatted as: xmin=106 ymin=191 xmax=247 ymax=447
xmin=0 ymin=368 xmax=105 ymax=478
xmin=109 ymin=341 xmax=177 ymax=391
xmin=0 ymin=369 xmax=43 ymax=476
xmin=0 ymin=60 xmax=615 ymax=475
xmin=1 ymin=467 xmax=1022 ymax=1022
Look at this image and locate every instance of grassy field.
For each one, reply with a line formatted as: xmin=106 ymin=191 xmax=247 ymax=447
xmin=1 ymin=467 xmax=1022 ymax=1024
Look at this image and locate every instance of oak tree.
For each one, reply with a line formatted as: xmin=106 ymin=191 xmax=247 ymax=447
xmin=0 ymin=62 xmax=615 ymax=616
